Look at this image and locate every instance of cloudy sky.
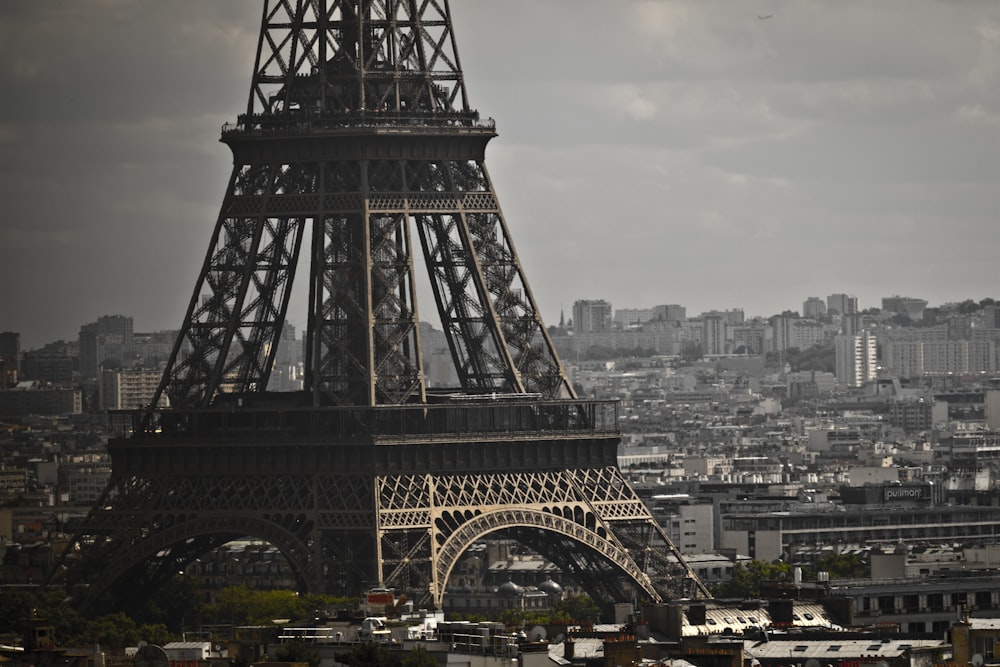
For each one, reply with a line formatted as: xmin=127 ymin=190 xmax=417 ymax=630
xmin=1 ymin=1 xmax=997 ymax=349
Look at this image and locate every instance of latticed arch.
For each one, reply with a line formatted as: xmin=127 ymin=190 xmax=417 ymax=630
xmin=431 ymin=507 xmax=661 ymax=608
xmin=80 ymin=515 xmax=314 ymax=609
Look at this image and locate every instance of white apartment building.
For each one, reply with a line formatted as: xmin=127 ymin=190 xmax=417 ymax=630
xmin=969 ymin=339 xmax=999 ymax=374
xmin=614 ymin=308 xmax=654 ymax=327
xmin=701 ymin=313 xmax=727 ymax=355
xmin=884 ymin=339 xmax=924 ymax=378
xmin=682 ymin=456 xmax=731 ymax=479
xmin=62 ymin=463 xmax=112 ymax=505
xmin=882 ymin=327 xmax=999 ymax=377
xmin=771 ymin=316 xmax=828 ymax=352
xmin=923 ymin=340 xmax=970 ymax=374
xmin=647 ymin=494 xmax=715 ymax=555
xmin=730 ymin=323 xmax=767 ymax=355
xmin=101 ymin=367 xmax=169 ymax=410
xmin=834 ymin=330 xmax=877 ymax=387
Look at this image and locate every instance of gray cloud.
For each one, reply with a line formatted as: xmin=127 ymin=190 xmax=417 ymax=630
xmin=1 ymin=1 xmax=997 ymax=348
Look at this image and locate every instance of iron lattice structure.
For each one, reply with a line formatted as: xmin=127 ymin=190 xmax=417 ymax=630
xmin=56 ymin=0 xmax=709 ymax=612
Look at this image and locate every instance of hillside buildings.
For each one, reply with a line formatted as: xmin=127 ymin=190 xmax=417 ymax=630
xmin=2 ymin=293 xmax=1000 ymax=613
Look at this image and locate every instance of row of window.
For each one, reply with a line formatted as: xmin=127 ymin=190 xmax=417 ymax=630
xmin=858 ymin=590 xmax=993 ymax=611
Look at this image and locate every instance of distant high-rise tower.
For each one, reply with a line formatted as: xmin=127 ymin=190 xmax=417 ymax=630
xmin=701 ymin=312 xmax=727 ymax=355
xmin=842 ymin=313 xmax=866 ymax=337
xmin=573 ymin=300 xmax=613 ymax=334
xmin=803 ymin=297 xmax=826 ymax=319
xmin=882 ymin=296 xmax=928 ymax=321
xmin=78 ymin=315 xmax=134 ymax=386
xmin=827 ymin=293 xmax=857 ymax=316
xmin=0 ymin=331 xmax=20 ymax=388
xmin=653 ymin=304 xmax=686 ymax=324
xmin=985 ymin=305 xmax=1000 ymax=330
xmin=835 ymin=330 xmax=877 ymax=387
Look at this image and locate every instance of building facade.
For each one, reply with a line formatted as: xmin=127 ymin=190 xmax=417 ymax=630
xmin=572 ymin=300 xmax=613 ymax=335
xmin=834 ymin=330 xmax=877 ymax=387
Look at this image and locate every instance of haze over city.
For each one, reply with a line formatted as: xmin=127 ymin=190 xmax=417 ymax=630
xmin=1 ymin=1 xmax=997 ymax=349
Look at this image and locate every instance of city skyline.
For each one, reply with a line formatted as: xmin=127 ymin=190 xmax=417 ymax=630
xmin=2 ymin=1 xmax=997 ymax=349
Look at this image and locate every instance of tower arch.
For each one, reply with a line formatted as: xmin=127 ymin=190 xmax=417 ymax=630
xmin=431 ymin=507 xmax=660 ymax=608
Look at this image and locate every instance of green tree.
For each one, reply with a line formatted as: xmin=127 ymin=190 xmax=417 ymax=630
xmin=957 ymin=299 xmax=979 ymax=314
xmin=205 ymin=586 xmax=334 ymax=627
xmin=137 ymin=573 xmax=205 ymax=634
xmin=137 ymin=623 xmax=175 ymax=647
xmin=0 ymin=589 xmax=88 ymax=646
xmin=890 ymin=313 xmax=912 ymax=327
xmin=0 ymin=590 xmax=45 ymax=634
xmin=711 ymin=560 xmax=791 ymax=599
xmin=553 ymin=595 xmax=600 ymax=624
xmin=341 ymin=642 xmax=400 ymax=667
xmin=804 ymin=553 xmax=868 ymax=580
xmin=585 ymin=345 xmax=615 ymax=360
xmin=680 ymin=341 xmax=703 ymax=363
xmin=401 ymin=645 xmax=437 ymax=667
xmin=85 ymin=612 xmax=141 ymax=649
xmin=783 ymin=344 xmax=835 ymax=373
xmin=209 ymin=586 xmax=255 ymax=626
xmin=273 ymin=639 xmax=320 ymax=667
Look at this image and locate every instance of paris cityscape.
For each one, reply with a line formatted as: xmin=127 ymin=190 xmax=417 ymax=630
xmin=1 ymin=1 xmax=999 ymax=667
xmin=3 ymin=292 xmax=1000 ymax=666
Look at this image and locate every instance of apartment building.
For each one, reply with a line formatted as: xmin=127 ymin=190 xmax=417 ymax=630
xmin=834 ymin=330 xmax=877 ymax=387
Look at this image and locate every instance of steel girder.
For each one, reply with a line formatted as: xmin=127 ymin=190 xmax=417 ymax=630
xmin=61 ymin=446 xmax=704 ymax=613
xmin=149 ymin=0 xmax=573 ymax=409
xmin=63 ymin=0 xmax=710 ymax=613
xmin=152 ymin=165 xmax=306 ymax=410
xmin=152 ymin=153 xmax=572 ymax=409
xmin=374 ymin=464 xmax=710 ymax=606
xmin=249 ymin=0 xmax=468 ymax=117
xmin=412 ymin=159 xmax=571 ymax=398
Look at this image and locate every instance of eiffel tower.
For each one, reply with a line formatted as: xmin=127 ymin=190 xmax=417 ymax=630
xmin=57 ymin=0 xmax=709 ymax=613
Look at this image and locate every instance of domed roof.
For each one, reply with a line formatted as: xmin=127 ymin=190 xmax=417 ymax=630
xmin=498 ymin=579 xmax=525 ymax=597
xmin=538 ymin=578 xmax=563 ymax=595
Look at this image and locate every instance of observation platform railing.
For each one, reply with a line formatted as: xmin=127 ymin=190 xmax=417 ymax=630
xmin=109 ymin=398 xmax=619 ymax=444
xmin=221 ymin=110 xmax=495 ymax=138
